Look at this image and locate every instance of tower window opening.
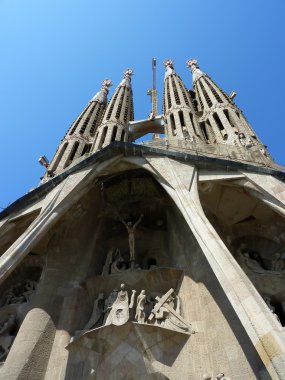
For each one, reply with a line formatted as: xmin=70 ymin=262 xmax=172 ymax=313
xmin=200 ymin=81 xmax=213 ymax=107
xmin=111 ymin=125 xmax=118 ymax=142
xmin=204 ymin=78 xmax=223 ymax=103
xmin=51 ymin=142 xmax=68 ymax=171
xmin=116 ymin=88 xmax=125 ymax=119
xmin=130 ymin=94 xmax=134 ymax=121
xmin=177 ymin=79 xmax=190 ymax=106
xmin=213 ymin=112 xmax=225 ymax=130
xmin=200 ymin=121 xmax=209 ymax=141
xmin=171 ymin=77 xmax=181 ymax=105
xmin=189 ymin=113 xmax=198 ymax=135
xmin=69 ymin=111 xmax=84 ymax=135
xmin=123 ymin=94 xmax=130 ymax=123
xmin=236 ymin=111 xmax=240 ymax=119
xmin=90 ymin=107 xmax=101 ymax=136
xmin=170 ymin=113 xmax=176 ymax=136
xmin=178 ymin=110 xmax=185 ymax=127
xmin=163 ymin=88 xmax=166 ymax=114
xmin=121 ymin=129 xmax=125 ymax=141
xmin=166 ymin=81 xmax=172 ymax=109
xmin=195 ymin=87 xmax=204 ymax=111
xmin=106 ymin=91 xmax=119 ymax=120
xmin=223 ymin=109 xmax=236 ymax=130
xmin=98 ymin=127 xmax=108 ymax=149
xmin=81 ymin=143 xmax=92 ymax=156
xmin=64 ymin=141 xmax=79 ymax=168
xmin=79 ymin=103 xmax=96 ymax=134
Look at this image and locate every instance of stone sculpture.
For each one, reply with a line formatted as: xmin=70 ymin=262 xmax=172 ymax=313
xmin=135 ymin=290 xmax=146 ymax=323
xmin=148 ymin=289 xmax=192 ymax=334
xmin=110 ymin=250 xmax=126 ymax=274
xmin=4 ymin=280 xmax=37 ymax=306
xmin=78 ymin=283 xmax=193 ymax=335
xmin=119 ymin=214 xmax=144 ymax=265
xmin=103 ymin=288 xmax=118 ymax=325
xmin=105 ymin=284 xmax=136 ymax=326
xmin=82 ymin=293 xmax=105 ymax=331
xmin=271 ymin=252 xmax=285 ymax=271
xmin=23 ymin=280 xmax=37 ymax=302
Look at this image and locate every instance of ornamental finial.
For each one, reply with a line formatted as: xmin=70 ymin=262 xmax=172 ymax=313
xmin=124 ymin=69 xmax=134 ymax=79
xmin=186 ymin=59 xmax=199 ymax=72
xmin=164 ymin=59 xmax=174 ymax=69
xmin=187 ymin=58 xmax=204 ymax=83
xmin=102 ymin=79 xmax=112 ymax=89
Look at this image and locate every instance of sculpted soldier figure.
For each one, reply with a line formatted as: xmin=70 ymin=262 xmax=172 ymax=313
xmin=135 ymin=290 xmax=147 ymax=323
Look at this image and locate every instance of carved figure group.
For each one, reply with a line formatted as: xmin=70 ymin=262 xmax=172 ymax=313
xmin=0 ymin=278 xmax=38 ymax=361
xmin=236 ymin=244 xmax=285 ymax=274
xmin=80 ymin=286 xmax=192 ymax=335
xmin=148 ymin=288 xmax=192 ymax=333
xmin=102 ymin=247 xmax=142 ymax=275
xmin=3 ymin=280 xmax=37 ymax=306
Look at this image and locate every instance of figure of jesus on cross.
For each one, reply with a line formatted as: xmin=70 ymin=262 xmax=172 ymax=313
xmin=120 ymin=214 xmax=144 ymax=266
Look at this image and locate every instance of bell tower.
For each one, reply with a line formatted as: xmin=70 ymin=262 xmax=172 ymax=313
xmin=163 ymin=59 xmax=202 ymax=144
xmin=186 ymin=58 xmax=268 ymax=153
xmin=92 ymin=69 xmax=134 ymax=152
xmin=46 ymin=79 xmax=112 ymax=177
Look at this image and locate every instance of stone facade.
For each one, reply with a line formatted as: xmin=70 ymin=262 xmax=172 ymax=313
xmin=0 ymin=59 xmax=285 ymax=379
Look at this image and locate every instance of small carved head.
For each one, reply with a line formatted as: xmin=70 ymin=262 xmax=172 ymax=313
xmin=120 ymin=283 xmax=125 ymax=290
xmin=216 ymin=374 xmax=225 ymax=380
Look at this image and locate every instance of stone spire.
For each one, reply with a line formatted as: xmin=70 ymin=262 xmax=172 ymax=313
xmin=92 ymin=69 xmax=134 ymax=152
xmin=47 ymin=79 xmax=112 ymax=175
xmin=163 ymin=59 xmax=202 ymax=143
xmin=187 ymin=59 xmax=267 ymax=151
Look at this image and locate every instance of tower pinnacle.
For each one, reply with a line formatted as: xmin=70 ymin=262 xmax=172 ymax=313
xmin=90 ymin=79 xmax=112 ymax=103
xmin=186 ymin=58 xmax=269 ymax=155
xmin=164 ymin=59 xmax=175 ymax=78
xmin=44 ymin=79 xmax=111 ymax=179
xmin=163 ymin=59 xmax=202 ymax=143
xmin=186 ymin=59 xmax=205 ymax=83
xmin=92 ymin=69 xmax=134 ymax=152
xmin=119 ymin=69 xmax=133 ymax=87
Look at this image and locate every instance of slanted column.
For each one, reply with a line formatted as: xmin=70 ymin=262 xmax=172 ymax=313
xmin=145 ymin=156 xmax=285 ymax=380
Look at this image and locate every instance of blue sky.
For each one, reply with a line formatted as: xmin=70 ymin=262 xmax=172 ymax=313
xmin=1 ymin=0 xmax=285 ymax=208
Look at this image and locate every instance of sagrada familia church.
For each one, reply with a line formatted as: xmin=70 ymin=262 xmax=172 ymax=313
xmin=0 ymin=58 xmax=285 ymax=380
